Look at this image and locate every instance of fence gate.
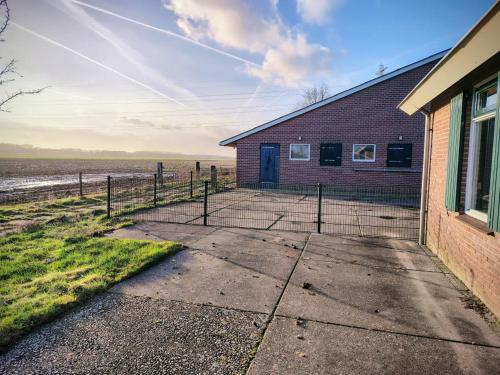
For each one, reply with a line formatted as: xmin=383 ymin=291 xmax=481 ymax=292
xmin=109 ymin=177 xmax=420 ymax=241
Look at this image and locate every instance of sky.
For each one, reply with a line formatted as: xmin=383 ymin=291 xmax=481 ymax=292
xmin=0 ymin=0 xmax=495 ymax=157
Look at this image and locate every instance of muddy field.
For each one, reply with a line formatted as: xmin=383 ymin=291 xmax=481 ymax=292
xmin=0 ymin=158 xmax=235 ymax=204
xmin=0 ymin=159 xmax=235 ymax=177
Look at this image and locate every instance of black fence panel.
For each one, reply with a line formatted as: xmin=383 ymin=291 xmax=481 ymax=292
xmin=109 ymin=178 xmax=420 ymax=241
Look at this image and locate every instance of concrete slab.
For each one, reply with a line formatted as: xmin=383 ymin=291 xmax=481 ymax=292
xmin=111 ymin=247 xmax=289 ymax=314
xmin=247 ymin=316 xmax=500 ymax=375
xmin=1 ymin=293 xmax=265 ymax=375
xmin=217 ymin=200 xmax=302 ymax=216
xmin=190 ymin=226 xmax=307 ymax=253
xmin=304 ymin=234 xmax=436 ymax=271
xmin=320 ymin=211 xmax=362 ymax=236
xmin=107 ymin=222 xmax=217 ymax=247
xmin=250 ymin=191 xmax=309 ymax=203
xmin=191 ymin=215 xmax=278 ymax=230
xmin=109 ymin=225 xmax=306 ymax=314
xmin=189 ymin=227 xmax=306 ymax=281
xmin=270 ymin=220 xmax=315 ymax=233
xmin=270 ymin=214 xmax=316 ymax=232
xmin=321 ymin=201 xmax=360 ymax=215
xmin=276 ymin=253 xmax=500 ymax=346
xmin=130 ymin=202 xmax=204 ymax=223
xmin=357 ymin=213 xmax=419 ymax=240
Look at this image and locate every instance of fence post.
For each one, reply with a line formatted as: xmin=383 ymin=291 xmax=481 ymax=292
xmin=190 ymin=171 xmax=193 ymax=198
xmin=157 ymin=162 xmax=163 ymax=186
xmin=317 ymin=183 xmax=322 ymax=234
xmin=196 ymin=161 xmax=201 ymax=178
xmin=107 ymin=176 xmax=111 ymax=219
xmin=203 ymin=180 xmax=208 ymax=226
xmin=153 ymin=173 xmax=157 ymax=207
xmin=79 ymin=172 xmax=83 ymax=198
xmin=210 ymin=165 xmax=217 ymax=191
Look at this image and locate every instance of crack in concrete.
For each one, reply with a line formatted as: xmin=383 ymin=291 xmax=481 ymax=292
xmin=243 ymin=232 xmax=312 ymax=374
xmin=271 ymin=314 xmax=500 ymax=350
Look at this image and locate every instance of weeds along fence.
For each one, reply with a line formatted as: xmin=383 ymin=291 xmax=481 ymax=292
xmin=108 ymin=179 xmax=421 ymax=240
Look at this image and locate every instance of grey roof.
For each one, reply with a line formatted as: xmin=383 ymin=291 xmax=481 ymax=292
xmin=219 ymin=50 xmax=448 ymax=146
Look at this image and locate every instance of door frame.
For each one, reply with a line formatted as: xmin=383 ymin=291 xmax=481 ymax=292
xmin=259 ymin=143 xmax=280 ymax=185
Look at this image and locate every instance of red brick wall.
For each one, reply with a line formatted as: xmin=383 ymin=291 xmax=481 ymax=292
xmin=234 ymin=62 xmax=437 ymax=188
xmin=426 ymin=92 xmax=500 ymax=318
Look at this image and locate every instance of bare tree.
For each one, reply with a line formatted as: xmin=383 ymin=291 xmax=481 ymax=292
xmin=294 ymin=83 xmax=330 ymax=110
xmin=375 ymin=63 xmax=388 ymax=77
xmin=0 ymin=0 xmax=45 ymax=112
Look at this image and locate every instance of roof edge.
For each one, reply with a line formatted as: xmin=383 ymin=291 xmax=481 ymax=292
xmin=219 ymin=50 xmax=448 ymax=146
xmin=398 ymin=1 xmax=500 ymax=114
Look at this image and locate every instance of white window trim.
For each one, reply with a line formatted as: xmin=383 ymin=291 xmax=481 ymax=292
xmin=289 ymin=144 xmax=310 ymax=161
xmin=464 ymin=77 xmax=498 ymax=222
xmin=352 ymin=144 xmax=376 ymax=162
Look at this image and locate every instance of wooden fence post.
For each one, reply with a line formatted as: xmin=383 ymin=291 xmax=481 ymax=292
xmin=79 ymin=172 xmax=83 ymax=198
xmin=210 ymin=165 xmax=217 ymax=191
xmin=157 ymin=162 xmax=163 ymax=186
xmin=196 ymin=161 xmax=201 ymax=178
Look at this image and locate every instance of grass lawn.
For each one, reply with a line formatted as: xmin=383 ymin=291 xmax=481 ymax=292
xmin=0 ymin=197 xmax=181 ymax=350
xmin=0 ymin=195 xmax=106 ymax=224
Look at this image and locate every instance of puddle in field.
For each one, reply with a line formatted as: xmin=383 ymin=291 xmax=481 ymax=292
xmin=0 ymin=173 xmax=174 ymax=192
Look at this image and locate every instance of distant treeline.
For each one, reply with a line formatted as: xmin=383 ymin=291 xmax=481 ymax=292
xmin=0 ymin=143 xmax=234 ymax=160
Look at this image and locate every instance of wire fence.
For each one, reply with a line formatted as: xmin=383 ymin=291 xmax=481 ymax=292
xmin=109 ymin=178 xmax=420 ymax=240
xmin=0 ymin=166 xmax=236 ymax=204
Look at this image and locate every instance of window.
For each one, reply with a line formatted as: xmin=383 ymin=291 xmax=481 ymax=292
xmin=289 ymin=144 xmax=310 ymax=160
xmin=352 ymin=144 xmax=376 ymax=162
xmin=465 ymin=77 xmax=498 ymax=221
xmin=387 ymin=144 xmax=412 ymax=168
xmin=473 ymin=80 xmax=497 ymax=118
xmin=320 ymin=143 xmax=342 ymax=166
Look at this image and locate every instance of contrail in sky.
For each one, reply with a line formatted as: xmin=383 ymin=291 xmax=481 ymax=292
xmin=70 ymin=0 xmax=260 ymax=68
xmin=11 ymin=22 xmax=186 ymax=106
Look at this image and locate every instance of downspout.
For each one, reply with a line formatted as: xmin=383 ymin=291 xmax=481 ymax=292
xmin=419 ymin=109 xmax=431 ymax=246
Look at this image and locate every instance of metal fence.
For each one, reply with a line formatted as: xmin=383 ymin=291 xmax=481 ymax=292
xmin=109 ymin=178 xmax=420 ymax=240
xmin=1 ymin=166 xmax=236 ymax=204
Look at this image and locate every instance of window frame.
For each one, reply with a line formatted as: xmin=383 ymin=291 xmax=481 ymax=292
xmin=473 ymin=79 xmax=498 ymax=119
xmin=352 ymin=144 xmax=376 ymax=162
xmin=289 ymin=143 xmax=311 ymax=161
xmin=320 ymin=143 xmax=342 ymax=166
xmin=465 ymin=75 xmax=498 ymax=222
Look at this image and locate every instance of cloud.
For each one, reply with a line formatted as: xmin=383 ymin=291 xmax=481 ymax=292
xmin=69 ymin=0 xmax=258 ymax=67
xmin=247 ymin=35 xmax=331 ymax=87
xmin=163 ymin=0 xmax=332 ymax=87
xmin=164 ymin=0 xmax=281 ymax=54
xmin=296 ymin=0 xmax=340 ymax=24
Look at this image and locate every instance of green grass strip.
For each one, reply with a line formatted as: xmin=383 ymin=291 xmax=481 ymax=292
xmin=0 ymin=200 xmax=181 ymax=350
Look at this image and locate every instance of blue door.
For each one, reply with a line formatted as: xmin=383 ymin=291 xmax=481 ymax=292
xmin=260 ymin=144 xmax=280 ymax=187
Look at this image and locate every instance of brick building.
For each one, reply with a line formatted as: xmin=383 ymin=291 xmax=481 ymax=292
xmin=220 ymin=52 xmax=446 ymax=188
xmin=399 ymin=2 xmax=500 ymax=317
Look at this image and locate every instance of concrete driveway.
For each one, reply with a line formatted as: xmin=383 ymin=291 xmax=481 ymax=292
xmin=1 ymin=223 xmax=499 ymax=374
